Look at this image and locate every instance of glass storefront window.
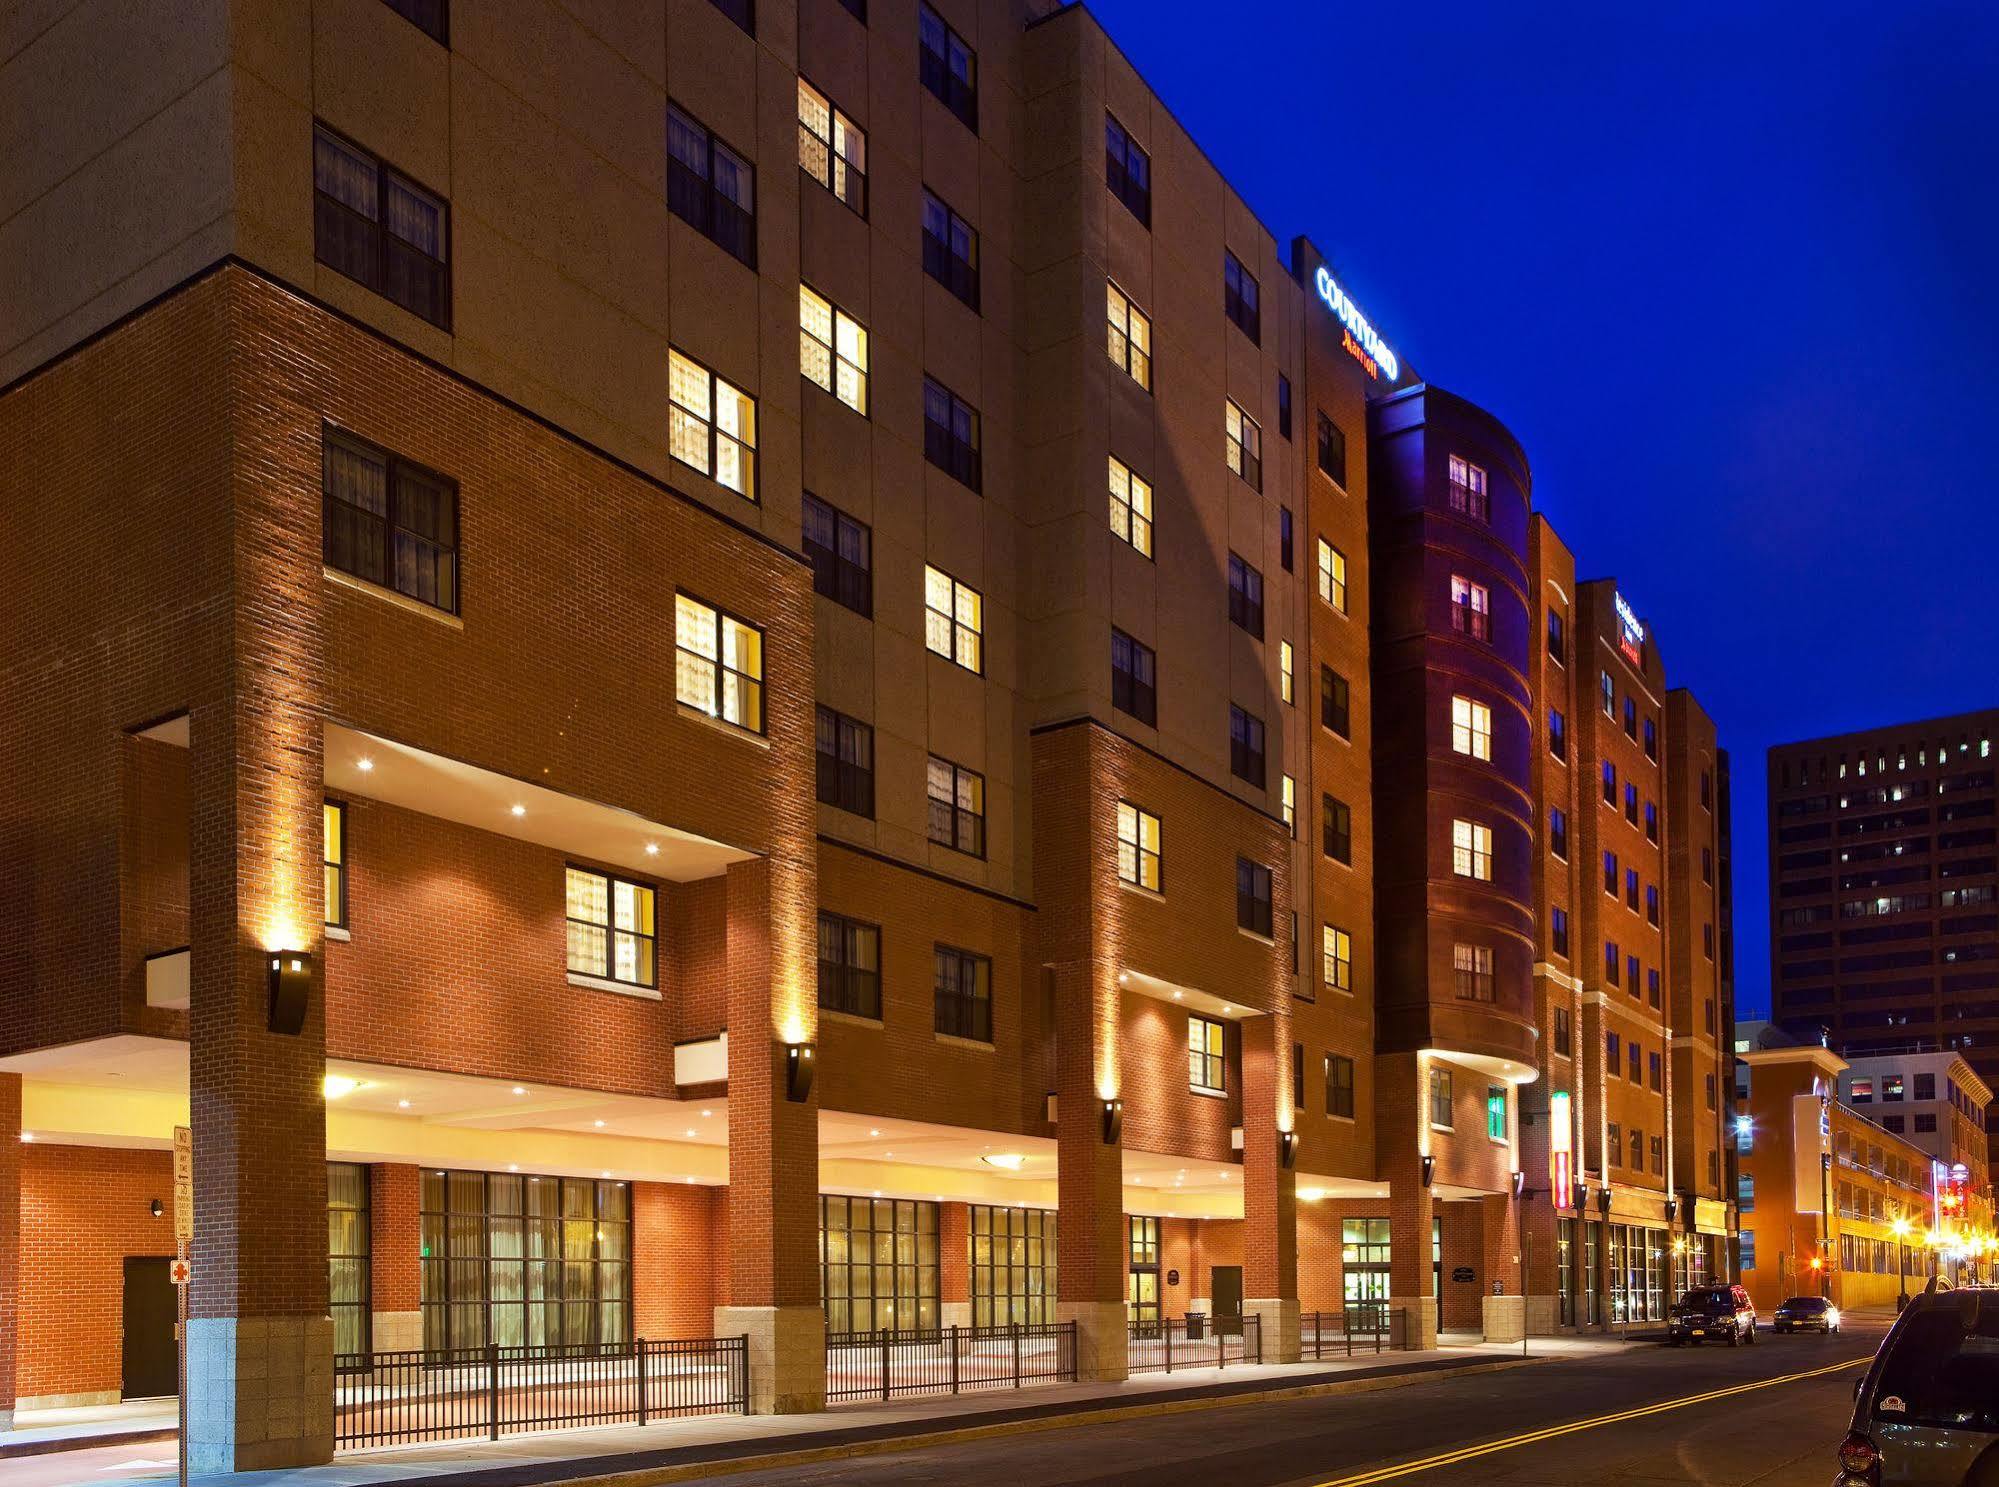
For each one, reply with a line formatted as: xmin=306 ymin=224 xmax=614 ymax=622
xmin=969 ymin=1205 xmax=1056 ymax=1328
xmin=329 ymin=1162 xmax=370 ymax=1358
xmin=1342 ymin=1217 xmax=1391 ymax=1320
xmin=420 ymin=1168 xmax=630 ymax=1355
xmin=822 ymin=1196 xmax=939 ymax=1334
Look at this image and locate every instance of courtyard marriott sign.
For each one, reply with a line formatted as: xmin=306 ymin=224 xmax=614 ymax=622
xmin=1314 ymin=265 xmax=1399 ymax=383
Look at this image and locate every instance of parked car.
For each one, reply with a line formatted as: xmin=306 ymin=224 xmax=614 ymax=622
xmin=1668 ymin=1283 xmax=1757 ymax=1346
xmin=1836 ymin=1287 xmax=1998 ymax=1485
xmin=1776 ymin=1295 xmax=1842 ymax=1334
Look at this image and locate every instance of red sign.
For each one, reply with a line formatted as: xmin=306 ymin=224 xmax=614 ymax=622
xmin=170 ymin=1258 xmax=191 ymax=1287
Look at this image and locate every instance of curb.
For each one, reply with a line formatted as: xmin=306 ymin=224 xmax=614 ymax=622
xmin=519 ymin=1356 xmax=1545 ymax=1487
xmin=0 ymin=1427 xmax=178 ymax=1461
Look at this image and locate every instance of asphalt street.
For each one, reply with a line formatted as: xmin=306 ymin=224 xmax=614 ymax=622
xmin=695 ymin=1324 xmax=1883 ymax=1487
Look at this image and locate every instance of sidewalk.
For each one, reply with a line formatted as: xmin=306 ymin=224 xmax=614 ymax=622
xmin=1 ymin=1400 xmax=177 ymax=1459
xmin=87 ymin=1344 xmax=1574 ymax=1487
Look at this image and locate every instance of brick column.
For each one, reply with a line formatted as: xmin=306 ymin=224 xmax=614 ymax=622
xmin=185 ymin=688 xmax=332 ymax=1473
xmin=369 ymin=1165 xmax=422 ymax=1353
xmin=1054 ymin=959 xmax=1127 ymax=1382
xmin=940 ymin=1202 xmax=971 ymax=1330
xmin=0 ymin=1074 xmax=19 ymax=1430
xmin=1379 ymin=1052 xmax=1438 ymax=1349
xmin=1479 ymin=1193 xmax=1525 ymax=1342
xmin=1239 ymin=1015 xmax=1299 ymax=1361
xmin=714 ymin=856 xmax=823 ymax=1413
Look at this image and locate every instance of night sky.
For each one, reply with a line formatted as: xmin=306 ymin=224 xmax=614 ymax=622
xmin=1087 ymin=0 xmax=1999 ymax=1017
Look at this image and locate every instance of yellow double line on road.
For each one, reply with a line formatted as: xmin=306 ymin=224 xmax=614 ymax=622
xmin=1307 ymin=1357 xmax=1858 ymax=1486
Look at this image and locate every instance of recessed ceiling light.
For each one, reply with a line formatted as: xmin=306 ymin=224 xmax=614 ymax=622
xmin=869 ymin=1129 xmax=880 ymax=1138
xmin=356 ymin=757 xmax=374 ymax=773
xmin=645 ymin=843 xmax=659 ymax=856
xmin=508 ymin=1163 xmax=519 ymax=1172
xmin=510 ymin=804 xmax=526 ymax=818
xmin=397 ymin=1099 xmax=411 ymax=1109
xmin=512 ymin=1086 xmax=528 ymax=1096
xmin=594 ymin=1119 xmax=606 ymax=1128
xmin=322 ymin=1074 xmax=361 ymax=1100
xmin=701 ymin=1110 xmax=713 ymax=1118
xmin=982 ymin=1152 xmax=1027 ymax=1171
xmin=601 ymin=1170 xmax=611 ymax=1178
xmin=19 ymin=1131 xmax=33 ymax=1142
xmin=1172 ymin=990 xmax=1182 ymax=1000
xmin=684 ymin=1129 xmax=696 ymax=1138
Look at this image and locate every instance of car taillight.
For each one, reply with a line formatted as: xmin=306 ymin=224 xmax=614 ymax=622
xmin=1837 ymin=1431 xmax=1879 ymax=1475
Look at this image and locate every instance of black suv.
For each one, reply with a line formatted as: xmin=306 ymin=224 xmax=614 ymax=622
xmin=1668 ymin=1283 xmax=1757 ymax=1346
xmin=1836 ymin=1287 xmax=1998 ymax=1485
xmin=1776 ymin=1295 xmax=1841 ymax=1334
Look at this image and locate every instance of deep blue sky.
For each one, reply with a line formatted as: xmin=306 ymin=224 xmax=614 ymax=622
xmin=1088 ymin=0 xmax=1999 ymax=1017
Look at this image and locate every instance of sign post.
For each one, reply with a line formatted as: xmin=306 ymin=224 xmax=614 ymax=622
xmin=173 ymin=1125 xmax=192 ymax=1487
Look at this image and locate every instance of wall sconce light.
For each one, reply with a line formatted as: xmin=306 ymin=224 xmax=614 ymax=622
xmin=1100 ymin=1098 xmax=1123 ymax=1145
xmin=1511 ymin=1169 xmax=1526 ymax=1198
xmin=1664 ymin=1196 xmax=1680 ymax=1223
xmin=1571 ymin=1182 xmax=1588 ymax=1213
xmin=1596 ymin=1188 xmax=1612 ymax=1216
xmin=268 ymin=951 xmax=312 ymax=1036
xmin=783 ymin=1042 xmax=815 ymax=1103
xmin=1279 ymin=1130 xmax=1298 ymax=1170
xmin=1420 ymin=1154 xmax=1435 ymax=1188
xmin=150 ymin=1199 xmax=164 ymax=1219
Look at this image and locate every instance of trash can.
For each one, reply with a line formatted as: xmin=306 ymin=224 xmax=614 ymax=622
xmin=1185 ymin=1312 xmax=1207 ymax=1341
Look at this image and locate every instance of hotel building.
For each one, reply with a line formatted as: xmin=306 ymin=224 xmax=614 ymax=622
xmin=0 ymin=0 xmax=1734 ymax=1466
xmin=1767 ymin=709 xmax=1999 ymax=1190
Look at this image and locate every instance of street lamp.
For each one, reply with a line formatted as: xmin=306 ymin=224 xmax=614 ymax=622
xmin=1891 ymin=1218 xmax=1910 ymax=1309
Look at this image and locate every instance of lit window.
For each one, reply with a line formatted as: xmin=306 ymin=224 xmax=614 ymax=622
xmin=1280 ymin=641 xmax=1294 ymax=705
xmin=1188 ymin=1015 xmax=1226 ymax=1094
xmin=1450 ymin=574 xmax=1490 ymax=640
xmin=1453 ymin=943 xmax=1493 ymax=1001
xmin=926 ymin=756 xmax=985 ymax=857
xmin=924 ymin=565 xmax=984 ymax=673
xmin=674 ymin=595 xmax=764 ymax=732
xmin=1486 ymin=1086 xmax=1507 ymax=1141
xmin=1452 ymin=819 xmax=1492 ymax=880
xmin=668 ymin=349 xmax=757 ymax=500
xmin=324 ymin=800 xmax=347 ymax=928
xmin=1317 ymin=539 xmax=1347 ymax=612
xmin=799 ymin=285 xmax=868 ymax=414
xmin=1116 ymin=801 xmax=1161 ymax=891
xmin=1281 ymin=774 xmax=1296 ymax=834
xmin=565 ymin=866 xmax=657 ymax=988
xmin=1323 ymin=925 xmax=1351 ymax=991
xmin=1451 ymin=696 xmax=1492 ymax=761
xmin=1106 ymin=282 xmax=1152 ymax=390
xmin=1227 ymin=400 xmax=1262 ymax=490
xmin=1448 ymin=455 xmax=1489 ymax=522
xmin=1108 ymin=455 xmax=1153 ymax=557
xmin=798 ymin=78 xmax=866 ymax=213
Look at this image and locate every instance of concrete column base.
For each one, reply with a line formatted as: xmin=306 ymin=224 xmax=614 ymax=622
xmin=370 ymin=1310 xmax=422 ymax=1353
xmin=714 ymin=1305 xmax=824 ymax=1414
xmin=0 ymin=1409 xmax=12 ymax=1432
xmin=1244 ymin=1297 xmax=1300 ymax=1363
xmin=1057 ymin=1300 xmax=1129 ymax=1382
xmin=941 ymin=1301 xmax=973 ymax=1353
xmin=1481 ymin=1294 xmax=1526 ymax=1344
xmin=1391 ymin=1295 xmax=1439 ymax=1351
xmin=1524 ymin=1293 xmax=1560 ymax=1336
xmin=187 ymin=1314 xmax=334 ymax=1473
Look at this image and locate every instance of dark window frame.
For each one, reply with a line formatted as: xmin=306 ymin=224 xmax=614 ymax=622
xmin=921 ymin=187 xmax=979 ymax=309
xmin=934 ymin=943 xmax=993 ymax=1042
xmin=1316 ymin=411 xmax=1347 ymax=487
xmin=667 ymin=102 xmax=757 ymax=268
xmin=1229 ymin=705 xmax=1267 ymax=789
xmin=918 ymin=3 xmax=977 ymax=130
xmin=815 ymin=705 xmax=876 ymax=818
xmin=565 ymin=864 xmax=659 ymax=989
xmin=313 ymin=121 xmax=451 ymax=329
xmin=926 ymin=755 xmax=986 ymax=858
xmin=324 ymin=799 xmax=349 ymax=930
xmin=1223 ymin=249 xmax=1261 ymax=344
xmin=707 ymin=0 xmax=753 ymax=32
xmin=381 ymin=0 xmax=448 ymax=45
xmin=922 ymin=376 xmax=982 ymax=491
xmin=798 ymin=76 xmax=867 ymax=216
xmin=1111 ymin=627 xmax=1157 ymax=727
xmin=322 ymin=425 xmax=461 ymax=614
xmin=1323 ymin=794 xmax=1353 ymax=865
xmin=818 ymin=909 xmax=882 ymax=1019
xmin=1321 ymin=666 xmax=1352 ymax=739
xmin=1227 ymin=552 xmax=1265 ymax=639
xmin=1236 ymin=858 xmax=1273 ymax=938
xmin=802 ymin=493 xmax=872 ymax=616
xmin=1325 ymin=1053 xmax=1355 ymax=1119
xmin=1104 ymin=111 xmax=1151 ymax=225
